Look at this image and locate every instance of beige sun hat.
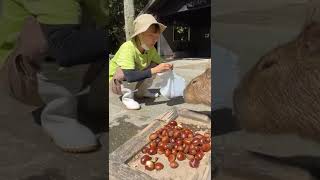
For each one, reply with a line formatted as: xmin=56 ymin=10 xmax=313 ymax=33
xmin=130 ymin=14 xmax=167 ymax=39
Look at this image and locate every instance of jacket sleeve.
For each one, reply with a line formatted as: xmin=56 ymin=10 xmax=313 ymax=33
xmin=123 ymin=68 xmax=152 ymax=82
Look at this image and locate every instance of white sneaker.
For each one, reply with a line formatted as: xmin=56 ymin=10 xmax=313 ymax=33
xmin=136 ymin=91 xmax=160 ymax=98
xmin=122 ymin=97 xmax=141 ymax=110
xmin=144 ymin=91 xmax=160 ymax=98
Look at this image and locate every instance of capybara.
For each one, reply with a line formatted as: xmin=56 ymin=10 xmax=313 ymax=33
xmin=183 ymin=68 xmax=211 ymax=106
xmin=233 ymin=21 xmax=320 ymax=142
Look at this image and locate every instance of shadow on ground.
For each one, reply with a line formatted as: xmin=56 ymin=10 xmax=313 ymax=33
xmin=137 ymin=89 xmax=186 ymax=106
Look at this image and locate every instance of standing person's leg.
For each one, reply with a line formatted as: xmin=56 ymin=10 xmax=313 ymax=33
xmin=37 ymin=76 xmax=99 ymax=152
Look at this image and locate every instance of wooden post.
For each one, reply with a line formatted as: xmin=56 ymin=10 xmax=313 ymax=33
xmin=123 ymin=0 xmax=135 ymax=40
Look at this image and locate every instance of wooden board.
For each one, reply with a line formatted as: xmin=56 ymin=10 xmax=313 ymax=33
xmin=109 ymin=108 xmax=212 ymax=180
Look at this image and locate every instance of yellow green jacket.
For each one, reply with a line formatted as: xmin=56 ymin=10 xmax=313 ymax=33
xmin=0 ymin=0 xmax=110 ymax=67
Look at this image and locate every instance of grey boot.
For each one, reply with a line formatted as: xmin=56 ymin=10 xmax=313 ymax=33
xmin=38 ymin=78 xmax=99 ymax=153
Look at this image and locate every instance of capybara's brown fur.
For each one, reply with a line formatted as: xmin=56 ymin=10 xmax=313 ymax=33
xmin=233 ymin=21 xmax=320 ymax=141
xmin=183 ymin=68 xmax=211 ymax=106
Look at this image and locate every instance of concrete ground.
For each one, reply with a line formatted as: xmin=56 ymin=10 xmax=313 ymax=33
xmin=108 ymin=58 xmax=211 ymax=153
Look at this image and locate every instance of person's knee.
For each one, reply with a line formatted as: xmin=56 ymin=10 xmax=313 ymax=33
xmin=122 ymin=81 xmax=138 ymax=91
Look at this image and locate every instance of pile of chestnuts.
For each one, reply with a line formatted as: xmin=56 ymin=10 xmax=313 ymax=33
xmin=140 ymin=120 xmax=211 ymax=171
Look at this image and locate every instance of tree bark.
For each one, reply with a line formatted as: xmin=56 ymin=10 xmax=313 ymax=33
xmin=123 ymin=0 xmax=135 ymax=40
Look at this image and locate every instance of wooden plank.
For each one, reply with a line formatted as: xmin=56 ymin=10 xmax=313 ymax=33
xmin=109 ymin=120 xmax=163 ymax=163
xmin=109 ymin=108 xmax=212 ymax=179
xmin=109 ymin=160 xmax=156 ymax=180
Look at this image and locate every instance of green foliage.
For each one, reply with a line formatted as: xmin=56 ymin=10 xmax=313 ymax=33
xmin=107 ymin=0 xmax=149 ymax=54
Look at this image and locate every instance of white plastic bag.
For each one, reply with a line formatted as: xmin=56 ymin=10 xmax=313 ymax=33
xmin=157 ymin=70 xmax=186 ymax=99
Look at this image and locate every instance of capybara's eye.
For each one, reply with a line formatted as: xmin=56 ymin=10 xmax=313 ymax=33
xmin=192 ymin=80 xmax=197 ymax=84
xmin=261 ymin=60 xmax=277 ymax=70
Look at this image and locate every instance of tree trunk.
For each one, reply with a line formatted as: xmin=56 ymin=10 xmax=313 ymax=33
xmin=123 ymin=0 xmax=135 ymax=40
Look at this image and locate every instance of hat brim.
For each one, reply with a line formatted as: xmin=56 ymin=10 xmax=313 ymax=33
xmin=130 ymin=23 xmax=167 ymax=39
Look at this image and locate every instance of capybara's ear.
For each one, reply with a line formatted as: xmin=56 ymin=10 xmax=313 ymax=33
xmin=297 ymin=21 xmax=320 ymax=56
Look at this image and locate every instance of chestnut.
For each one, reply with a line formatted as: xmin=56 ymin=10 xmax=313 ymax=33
xmin=145 ymin=160 xmax=155 ymax=171
xmin=173 ymin=131 xmax=181 ymax=138
xmin=158 ymin=142 xmax=165 ymax=148
xmin=169 ymin=161 xmax=179 ymax=168
xmin=155 ymin=130 xmax=162 ymax=135
xmin=195 ymin=151 xmax=204 ymax=161
xmin=176 ymin=152 xmax=186 ymax=161
xmin=189 ymin=149 xmax=197 ymax=155
xmin=141 ymin=155 xmax=152 ymax=165
xmin=176 ymin=139 xmax=183 ymax=146
xmin=148 ymin=147 xmax=157 ymax=155
xmin=174 ymin=144 xmax=178 ymax=149
xmin=172 ymin=149 xmax=178 ymax=156
xmin=149 ymin=133 xmax=158 ymax=141
xmin=142 ymin=147 xmax=149 ymax=154
xmin=155 ymin=137 xmax=161 ymax=144
xmin=189 ymin=159 xmax=200 ymax=168
xmin=165 ymin=149 xmax=171 ymax=157
xmin=187 ymin=133 xmax=194 ymax=138
xmin=157 ymin=147 xmax=165 ymax=154
xmin=169 ymin=120 xmax=178 ymax=126
xmin=162 ymin=130 xmax=168 ymax=137
xmin=168 ymin=154 xmax=176 ymax=162
xmin=168 ymin=130 xmax=174 ymax=137
xmin=204 ymin=137 xmax=211 ymax=144
xmin=183 ymin=138 xmax=192 ymax=145
xmin=161 ymin=136 xmax=169 ymax=143
xmin=155 ymin=162 xmax=164 ymax=170
xmin=182 ymin=143 xmax=186 ymax=148
xmin=186 ymin=154 xmax=195 ymax=161
xmin=181 ymin=132 xmax=187 ymax=139
xmin=194 ymin=133 xmax=203 ymax=139
xmin=150 ymin=141 xmax=157 ymax=149
xmin=177 ymin=145 xmax=184 ymax=151
xmin=189 ymin=144 xmax=195 ymax=150
xmin=170 ymin=138 xmax=176 ymax=143
xmin=202 ymin=143 xmax=211 ymax=152
xmin=194 ymin=146 xmax=200 ymax=153
xmin=185 ymin=129 xmax=192 ymax=135
xmin=183 ymin=145 xmax=189 ymax=154
xmin=200 ymin=137 xmax=206 ymax=145
xmin=204 ymin=132 xmax=210 ymax=138
xmin=192 ymin=138 xmax=201 ymax=146
xmin=165 ymin=143 xmax=174 ymax=150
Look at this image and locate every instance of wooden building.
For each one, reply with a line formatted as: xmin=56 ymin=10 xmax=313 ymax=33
xmin=141 ymin=0 xmax=211 ymax=58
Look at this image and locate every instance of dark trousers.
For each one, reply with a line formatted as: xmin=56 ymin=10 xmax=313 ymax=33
xmin=40 ymin=24 xmax=109 ymax=67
